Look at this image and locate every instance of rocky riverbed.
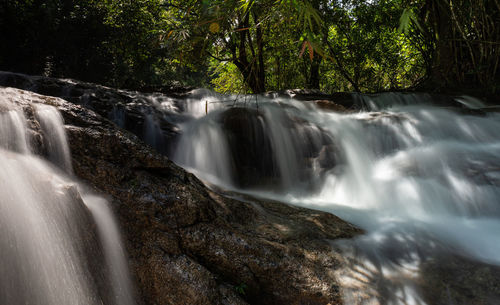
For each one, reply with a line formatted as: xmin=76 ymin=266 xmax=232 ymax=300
xmin=2 ymin=73 xmax=500 ymax=305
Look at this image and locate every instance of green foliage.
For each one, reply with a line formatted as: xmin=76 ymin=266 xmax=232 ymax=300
xmin=185 ymin=0 xmax=427 ymax=93
xmin=210 ymin=60 xmax=247 ymax=94
xmin=398 ymin=8 xmax=422 ymax=34
xmin=400 ymin=0 xmax=500 ymax=92
xmin=3 ymin=0 xmax=494 ymax=94
xmin=0 ymin=0 xmax=204 ymax=88
xmin=320 ymin=0 xmax=425 ymax=92
xmin=234 ymin=282 xmax=248 ymax=295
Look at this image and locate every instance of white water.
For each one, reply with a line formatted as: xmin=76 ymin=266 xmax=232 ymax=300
xmin=2 ymin=71 xmax=499 ymax=303
xmin=173 ymin=94 xmax=325 ymax=189
xmin=175 ymin=111 xmax=235 ymax=186
xmin=84 ymin=195 xmax=136 ymax=305
xmin=35 ymin=104 xmax=73 ymax=173
xmin=172 ymin=91 xmax=500 ymax=304
xmin=0 ymin=96 xmax=135 ymax=305
xmin=293 ymin=106 xmax=500 ymax=304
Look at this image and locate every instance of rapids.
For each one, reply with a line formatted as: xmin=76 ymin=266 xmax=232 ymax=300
xmin=171 ymin=91 xmax=500 ymax=304
xmin=0 ymin=98 xmax=135 ymax=305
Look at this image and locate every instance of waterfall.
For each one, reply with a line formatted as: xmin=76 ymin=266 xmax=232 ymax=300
xmin=0 ymin=99 xmax=135 ymax=305
xmin=34 ymin=104 xmax=73 ymax=173
xmin=173 ymin=95 xmax=335 ymax=190
xmin=351 ymin=91 xmax=485 ymax=110
xmin=174 ymin=111 xmax=235 ymax=187
xmin=0 ymin=109 xmax=30 ymax=153
xmin=172 ymin=90 xmax=500 ymax=304
xmin=2 ymin=71 xmax=499 ymax=304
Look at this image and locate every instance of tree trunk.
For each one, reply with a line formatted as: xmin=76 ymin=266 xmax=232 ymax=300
xmin=429 ymin=0 xmax=454 ymax=88
xmin=231 ymin=13 xmax=266 ymax=94
xmin=307 ymin=56 xmax=321 ymax=89
xmin=254 ymin=11 xmax=266 ymax=93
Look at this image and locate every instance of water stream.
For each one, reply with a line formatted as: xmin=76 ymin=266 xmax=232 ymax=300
xmin=171 ymin=91 xmax=500 ymax=304
xmin=0 ymin=98 xmax=135 ymax=305
xmin=2 ymin=71 xmax=499 ymax=304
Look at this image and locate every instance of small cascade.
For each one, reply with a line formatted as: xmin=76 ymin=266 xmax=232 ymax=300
xmin=183 ymin=88 xmax=228 ymax=117
xmin=173 ymin=97 xmax=339 ymax=190
xmin=0 ymin=109 xmax=30 ymax=153
xmin=35 ymin=104 xmax=73 ymax=173
xmin=0 ymin=98 xmax=135 ymax=305
xmin=352 ymin=91 xmax=486 ymax=111
xmin=170 ymin=90 xmax=500 ymax=304
xmin=84 ymin=195 xmax=135 ymax=305
xmin=454 ymin=95 xmax=486 ymax=109
xmin=174 ymin=111 xmax=235 ymax=187
xmin=352 ymin=92 xmax=436 ymax=110
xmin=284 ymin=106 xmax=500 ymax=304
xmin=0 ymin=152 xmax=99 ymax=305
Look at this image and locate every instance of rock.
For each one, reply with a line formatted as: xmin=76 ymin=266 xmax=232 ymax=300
xmin=219 ymin=107 xmax=278 ymax=187
xmin=265 ymin=90 xmax=357 ymax=110
xmin=0 ymin=71 xmax=183 ymax=157
xmin=219 ymin=107 xmax=342 ymax=189
xmin=420 ymin=254 xmax=500 ymax=305
xmin=1 ymin=87 xmax=362 ymax=305
xmin=313 ymin=100 xmax=349 ymax=113
xmin=137 ymin=84 xmax=195 ymax=98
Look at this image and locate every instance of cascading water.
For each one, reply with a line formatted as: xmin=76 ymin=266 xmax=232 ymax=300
xmin=173 ymin=94 xmax=337 ymax=190
xmin=0 ymin=96 xmax=135 ymax=305
xmin=292 ymin=106 xmax=500 ymax=304
xmin=2 ymin=71 xmax=499 ymax=303
xmin=172 ymin=90 xmax=500 ymax=304
xmin=34 ymin=104 xmax=73 ymax=173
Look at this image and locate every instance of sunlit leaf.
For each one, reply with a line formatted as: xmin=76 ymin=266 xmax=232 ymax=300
xmin=398 ymin=9 xmax=411 ymax=33
xmin=299 ymin=40 xmax=307 ymax=58
xmin=398 ymin=8 xmax=422 ymax=34
xmin=209 ymin=22 xmax=220 ymax=33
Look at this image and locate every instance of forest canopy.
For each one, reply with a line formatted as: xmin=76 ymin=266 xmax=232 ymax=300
xmin=1 ymin=0 xmax=499 ymax=94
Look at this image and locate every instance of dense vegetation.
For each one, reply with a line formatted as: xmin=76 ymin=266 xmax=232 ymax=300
xmin=1 ymin=0 xmax=499 ymax=94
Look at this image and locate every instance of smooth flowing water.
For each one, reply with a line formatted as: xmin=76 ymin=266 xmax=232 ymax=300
xmin=2 ymin=71 xmax=499 ymax=303
xmin=0 ymin=97 xmax=135 ymax=305
xmin=171 ymin=91 xmax=500 ymax=304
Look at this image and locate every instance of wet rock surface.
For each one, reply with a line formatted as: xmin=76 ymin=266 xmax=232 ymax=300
xmin=0 ymin=71 xmax=185 ymax=156
xmin=266 ymin=90 xmax=356 ymax=111
xmin=420 ymin=254 xmax=500 ymax=305
xmin=333 ymin=233 xmax=500 ymax=305
xmin=313 ymin=100 xmax=350 ymax=112
xmin=219 ymin=107 xmax=341 ymax=189
xmin=267 ymin=88 xmax=492 ymax=112
xmin=1 ymin=87 xmax=362 ymax=305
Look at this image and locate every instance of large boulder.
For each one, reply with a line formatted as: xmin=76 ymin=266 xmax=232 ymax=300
xmin=1 ymin=87 xmax=362 ymax=305
xmin=420 ymin=254 xmax=500 ymax=305
xmin=0 ymin=71 xmax=185 ymax=156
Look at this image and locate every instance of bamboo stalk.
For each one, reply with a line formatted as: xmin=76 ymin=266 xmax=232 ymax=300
xmin=448 ymin=0 xmax=477 ymax=73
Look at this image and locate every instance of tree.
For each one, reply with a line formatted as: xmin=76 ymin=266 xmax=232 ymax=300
xmin=4 ymin=0 xmax=489 ymax=95
xmin=401 ymin=0 xmax=500 ymax=93
xmin=0 ymin=0 xmax=178 ymax=88
xmin=164 ymin=0 xmax=326 ymax=93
